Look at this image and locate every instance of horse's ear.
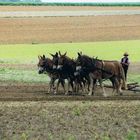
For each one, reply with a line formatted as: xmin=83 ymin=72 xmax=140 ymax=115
xmin=78 ymin=52 xmax=81 ymax=57
xmin=50 ymin=53 xmax=54 ymax=57
xmin=56 ymin=52 xmax=58 ymax=57
xmin=43 ymin=55 xmax=45 ymax=59
xmin=38 ymin=55 xmax=41 ymax=60
xmin=63 ymin=52 xmax=67 ymax=56
xmin=80 ymin=51 xmax=82 ymax=55
xmin=95 ymin=56 xmax=98 ymax=59
xmin=59 ymin=51 xmax=61 ymax=56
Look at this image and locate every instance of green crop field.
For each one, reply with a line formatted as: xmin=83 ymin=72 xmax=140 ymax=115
xmin=0 ymin=68 xmax=140 ymax=83
xmin=0 ymin=40 xmax=140 ymax=83
xmin=0 ymin=40 xmax=140 ymax=64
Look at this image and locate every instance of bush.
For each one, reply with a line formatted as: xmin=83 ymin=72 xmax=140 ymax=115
xmin=0 ymin=2 xmax=140 ymax=6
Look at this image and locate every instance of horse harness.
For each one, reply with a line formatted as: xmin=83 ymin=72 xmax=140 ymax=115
xmin=92 ymin=59 xmax=121 ymax=78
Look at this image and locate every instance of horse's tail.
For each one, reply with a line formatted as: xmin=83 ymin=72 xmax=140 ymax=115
xmin=119 ymin=63 xmax=126 ymax=90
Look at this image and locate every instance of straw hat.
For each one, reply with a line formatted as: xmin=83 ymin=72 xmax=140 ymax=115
xmin=123 ymin=52 xmax=129 ymax=56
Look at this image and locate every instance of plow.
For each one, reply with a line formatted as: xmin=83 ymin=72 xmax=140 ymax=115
xmin=104 ymin=82 xmax=140 ymax=93
xmin=127 ymin=82 xmax=140 ymax=92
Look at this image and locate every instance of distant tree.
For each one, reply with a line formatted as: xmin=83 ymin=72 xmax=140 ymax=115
xmin=0 ymin=0 xmax=21 ymax=2
xmin=21 ymin=0 xmax=41 ymax=2
xmin=0 ymin=0 xmax=41 ymax=2
xmin=11 ymin=0 xmax=20 ymax=2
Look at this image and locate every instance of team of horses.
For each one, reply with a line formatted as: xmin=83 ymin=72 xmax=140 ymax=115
xmin=38 ymin=52 xmax=126 ymax=96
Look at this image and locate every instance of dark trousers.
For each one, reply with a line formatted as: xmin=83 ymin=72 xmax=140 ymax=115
xmin=123 ymin=67 xmax=128 ymax=81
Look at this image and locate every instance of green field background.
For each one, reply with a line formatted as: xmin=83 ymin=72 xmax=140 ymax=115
xmin=0 ymin=40 xmax=140 ymax=83
xmin=0 ymin=40 xmax=140 ymax=64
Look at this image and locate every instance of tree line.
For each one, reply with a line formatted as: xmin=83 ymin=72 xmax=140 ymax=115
xmin=0 ymin=0 xmax=41 ymax=2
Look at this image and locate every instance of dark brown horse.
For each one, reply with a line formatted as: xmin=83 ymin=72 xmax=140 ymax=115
xmin=51 ymin=52 xmax=87 ymax=94
xmin=76 ymin=53 xmax=126 ymax=96
xmin=50 ymin=52 xmax=68 ymax=93
xmin=57 ymin=52 xmax=90 ymax=94
xmin=56 ymin=52 xmax=76 ymax=94
xmin=50 ymin=52 xmax=59 ymax=70
xmin=37 ymin=55 xmax=65 ymax=94
xmin=75 ymin=62 xmax=91 ymax=93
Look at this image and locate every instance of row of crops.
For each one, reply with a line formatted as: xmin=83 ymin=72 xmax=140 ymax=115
xmin=0 ymin=2 xmax=140 ymax=6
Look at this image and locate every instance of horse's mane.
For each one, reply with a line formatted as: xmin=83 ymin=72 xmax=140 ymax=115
xmin=82 ymin=54 xmax=91 ymax=59
xmin=92 ymin=57 xmax=102 ymax=62
xmin=82 ymin=55 xmax=93 ymax=63
xmin=45 ymin=58 xmax=53 ymax=67
xmin=46 ymin=57 xmax=52 ymax=61
xmin=63 ymin=55 xmax=75 ymax=64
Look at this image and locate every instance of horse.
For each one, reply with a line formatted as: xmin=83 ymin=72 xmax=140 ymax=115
xmin=74 ymin=63 xmax=91 ymax=93
xmin=37 ymin=55 xmax=65 ymax=94
xmin=76 ymin=53 xmax=126 ymax=96
xmin=56 ymin=51 xmax=90 ymax=94
xmin=50 ymin=52 xmax=67 ymax=93
xmin=56 ymin=51 xmax=76 ymax=94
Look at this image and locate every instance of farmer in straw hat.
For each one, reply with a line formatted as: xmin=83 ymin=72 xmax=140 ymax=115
xmin=121 ymin=52 xmax=130 ymax=81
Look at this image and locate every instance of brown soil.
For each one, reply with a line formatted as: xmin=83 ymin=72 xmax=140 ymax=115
xmin=0 ymin=15 xmax=140 ymax=44
xmin=0 ymin=101 xmax=139 ymax=140
xmin=0 ymin=81 xmax=139 ymax=101
xmin=0 ymin=6 xmax=140 ymax=11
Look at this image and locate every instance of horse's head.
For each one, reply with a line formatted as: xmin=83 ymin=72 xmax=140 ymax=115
xmin=37 ymin=55 xmax=47 ymax=74
xmin=76 ymin=52 xmax=93 ymax=71
xmin=92 ymin=57 xmax=100 ymax=69
xmin=75 ymin=52 xmax=85 ymax=71
xmin=57 ymin=51 xmax=67 ymax=70
xmin=50 ymin=52 xmax=59 ymax=70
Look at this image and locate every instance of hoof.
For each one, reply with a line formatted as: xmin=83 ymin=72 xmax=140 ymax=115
xmin=120 ymin=92 xmax=123 ymax=96
xmin=53 ymin=91 xmax=57 ymax=95
xmin=103 ymin=94 xmax=108 ymax=97
xmin=65 ymin=92 xmax=69 ymax=95
xmin=88 ymin=92 xmax=93 ymax=96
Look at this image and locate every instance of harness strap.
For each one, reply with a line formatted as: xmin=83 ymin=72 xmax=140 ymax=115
xmin=101 ymin=60 xmax=104 ymax=71
xmin=92 ymin=59 xmax=121 ymax=78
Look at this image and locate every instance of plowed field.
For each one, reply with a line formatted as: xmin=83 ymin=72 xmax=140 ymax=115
xmin=0 ymin=6 xmax=140 ymax=139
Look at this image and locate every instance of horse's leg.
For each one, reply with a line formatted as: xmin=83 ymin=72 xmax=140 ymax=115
xmin=75 ymin=79 xmax=79 ymax=93
xmin=110 ymin=78 xmax=116 ymax=95
xmin=82 ymin=78 xmax=87 ymax=93
xmin=74 ymin=78 xmax=78 ymax=93
xmin=87 ymin=79 xmax=90 ymax=92
xmin=80 ymin=79 xmax=86 ymax=93
xmin=65 ymin=78 xmax=70 ymax=95
xmin=55 ymin=79 xmax=60 ymax=94
xmin=118 ymin=78 xmax=123 ymax=95
xmin=121 ymin=75 xmax=127 ymax=90
xmin=48 ymin=77 xmax=55 ymax=94
xmin=114 ymin=77 xmax=121 ymax=95
xmin=60 ymin=79 xmax=66 ymax=94
xmin=77 ymin=77 xmax=84 ymax=93
xmin=88 ymin=73 xmax=94 ymax=96
xmin=77 ymin=83 xmax=80 ymax=93
xmin=93 ymin=79 xmax=97 ymax=95
xmin=81 ymin=81 xmax=85 ymax=93
xmin=70 ymin=79 xmax=74 ymax=92
xmin=85 ymin=76 xmax=89 ymax=93
xmin=99 ymin=79 xmax=107 ymax=97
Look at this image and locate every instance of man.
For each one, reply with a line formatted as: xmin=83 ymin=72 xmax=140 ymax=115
xmin=121 ymin=52 xmax=130 ymax=81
